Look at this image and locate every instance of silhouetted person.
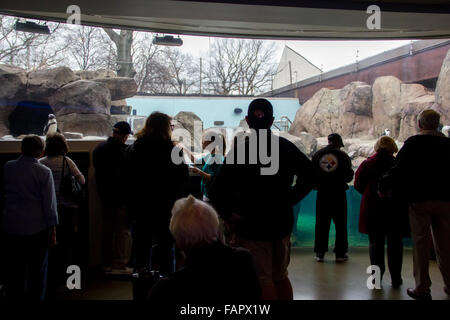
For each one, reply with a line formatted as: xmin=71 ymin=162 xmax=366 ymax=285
xmin=210 ymin=98 xmax=316 ymax=300
xmin=312 ymin=133 xmax=353 ymax=262
xmin=121 ymin=112 xmax=189 ymax=274
xmin=93 ymin=121 xmax=133 ymax=273
xmin=355 ymin=136 xmax=408 ymax=288
xmin=40 ymin=133 xmax=85 ymax=296
xmin=148 ymin=195 xmax=261 ymax=301
xmin=381 ymin=109 xmax=450 ymax=300
xmin=2 ymin=135 xmax=58 ymax=300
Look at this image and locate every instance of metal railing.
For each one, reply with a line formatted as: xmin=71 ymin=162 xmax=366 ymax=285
xmin=272 ymin=115 xmax=293 ymax=132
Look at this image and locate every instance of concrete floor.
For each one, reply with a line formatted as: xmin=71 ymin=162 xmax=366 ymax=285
xmin=58 ymin=247 xmax=450 ymax=300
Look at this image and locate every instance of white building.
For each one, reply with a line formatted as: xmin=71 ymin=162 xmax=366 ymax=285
xmin=272 ymin=46 xmax=321 ymax=90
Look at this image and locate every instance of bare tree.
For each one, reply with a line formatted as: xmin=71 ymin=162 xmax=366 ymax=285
xmin=102 ymin=28 xmax=136 ymax=77
xmin=133 ymin=33 xmax=170 ymax=93
xmin=162 ymin=47 xmax=199 ymax=94
xmin=205 ymin=38 xmax=276 ymax=95
xmin=64 ymin=25 xmax=114 ymax=70
xmin=0 ymin=16 xmax=65 ymax=70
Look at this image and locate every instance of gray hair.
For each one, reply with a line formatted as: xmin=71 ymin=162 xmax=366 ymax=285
xmin=417 ymin=109 xmax=440 ymax=131
xmin=170 ymin=195 xmax=219 ymax=251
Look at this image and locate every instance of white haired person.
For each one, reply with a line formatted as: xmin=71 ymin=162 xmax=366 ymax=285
xmin=380 ymin=109 xmax=450 ymax=300
xmin=147 ymin=195 xmax=261 ymax=301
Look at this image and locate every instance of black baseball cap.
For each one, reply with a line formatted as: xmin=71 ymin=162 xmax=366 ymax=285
xmin=247 ymin=98 xmax=274 ymax=129
xmin=328 ymin=133 xmax=344 ymax=147
xmin=113 ymin=121 xmax=133 ymax=135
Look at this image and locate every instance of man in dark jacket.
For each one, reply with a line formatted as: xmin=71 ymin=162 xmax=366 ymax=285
xmin=209 ymin=98 xmax=316 ymax=300
xmin=382 ymin=109 xmax=450 ymax=300
xmin=312 ymin=133 xmax=354 ymax=263
xmin=93 ymin=121 xmax=132 ymax=272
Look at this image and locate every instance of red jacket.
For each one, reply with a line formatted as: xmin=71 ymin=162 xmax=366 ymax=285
xmin=355 ymin=151 xmax=408 ymax=235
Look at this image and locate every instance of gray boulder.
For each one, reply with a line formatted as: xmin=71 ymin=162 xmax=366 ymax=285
xmin=372 ymin=76 xmax=433 ymax=140
xmin=398 ymin=94 xmax=435 ymax=141
xmin=173 ymin=111 xmax=203 ymax=150
xmin=62 ymin=132 xmax=84 ymax=139
xmin=289 ymin=131 xmax=317 ymax=158
xmin=75 ymin=69 xmax=116 ymax=80
xmin=49 ymin=80 xmax=111 ymax=116
xmin=93 ymin=77 xmax=137 ymax=100
xmin=57 ymin=113 xmax=113 ymax=137
xmin=26 ymin=67 xmax=80 ymax=103
xmin=274 ymin=131 xmax=308 ymax=156
xmin=435 ymin=48 xmax=450 ymax=125
xmin=0 ymin=100 xmax=16 ymax=136
xmin=289 ymin=81 xmax=373 ymax=139
xmin=0 ymin=65 xmax=27 ymax=100
xmin=111 ymin=99 xmax=132 ymax=115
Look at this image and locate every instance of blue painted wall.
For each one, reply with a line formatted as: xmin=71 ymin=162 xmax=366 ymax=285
xmin=128 ymin=96 xmax=300 ymax=128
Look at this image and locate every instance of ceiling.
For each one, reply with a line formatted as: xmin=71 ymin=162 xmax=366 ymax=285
xmin=1 ymin=0 xmax=450 ymax=39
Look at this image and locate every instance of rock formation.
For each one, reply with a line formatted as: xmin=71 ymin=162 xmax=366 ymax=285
xmin=0 ymin=65 xmax=137 ymax=137
xmin=435 ymin=48 xmax=450 ymax=125
xmin=289 ymin=81 xmax=373 ymax=139
xmin=57 ymin=113 xmax=114 ymax=137
xmin=172 ymin=111 xmax=204 ymax=150
xmin=49 ymin=80 xmax=111 ymax=116
xmin=372 ymin=76 xmax=435 ymax=140
xmin=290 ymin=75 xmax=442 ymax=142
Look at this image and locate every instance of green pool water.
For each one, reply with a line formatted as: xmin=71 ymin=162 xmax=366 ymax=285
xmin=291 ymin=187 xmax=412 ymax=248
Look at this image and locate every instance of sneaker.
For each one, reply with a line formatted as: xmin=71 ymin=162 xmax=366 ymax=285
xmin=335 ymin=254 xmax=348 ymax=263
xmin=315 ymin=253 xmax=325 ymax=262
xmin=406 ymin=288 xmax=432 ymax=300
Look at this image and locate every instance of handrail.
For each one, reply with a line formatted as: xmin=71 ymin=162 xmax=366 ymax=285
xmin=272 ymin=115 xmax=293 ymax=132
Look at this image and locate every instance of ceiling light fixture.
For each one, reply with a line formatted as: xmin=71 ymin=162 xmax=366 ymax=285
xmin=14 ymin=21 xmax=50 ymax=34
xmin=153 ymin=35 xmax=183 ymax=46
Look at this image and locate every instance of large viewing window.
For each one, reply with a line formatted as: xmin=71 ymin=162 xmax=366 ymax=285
xmin=1 ymin=13 xmax=449 ymax=247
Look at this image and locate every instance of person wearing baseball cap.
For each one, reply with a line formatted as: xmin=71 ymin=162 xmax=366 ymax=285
xmin=210 ymin=98 xmax=316 ymax=300
xmin=93 ymin=121 xmax=133 ymax=273
xmin=312 ymin=132 xmax=354 ymax=263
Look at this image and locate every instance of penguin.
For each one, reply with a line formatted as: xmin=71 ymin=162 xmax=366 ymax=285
xmin=382 ymin=128 xmax=391 ymax=137
xmin=43 ymin=114 xmax=58 ymax=136
xmin=442 ymin=125 xmax=450 ymax=138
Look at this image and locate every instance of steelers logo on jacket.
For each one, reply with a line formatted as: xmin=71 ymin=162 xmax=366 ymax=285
xmin=319 ymin=153 xmax=339 ymax=173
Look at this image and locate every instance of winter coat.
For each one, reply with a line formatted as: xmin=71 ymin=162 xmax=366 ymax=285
xmin=355 ymin=151 xmax=409 ymax=236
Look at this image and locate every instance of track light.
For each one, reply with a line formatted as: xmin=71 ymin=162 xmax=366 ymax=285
xmin=14 ymin=21 xmax=50 ymax=34
xmin=152 ymin=35 xmax=183 ymax=46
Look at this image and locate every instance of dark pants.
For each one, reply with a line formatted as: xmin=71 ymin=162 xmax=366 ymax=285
xmin=3 ymin=230 xmax=49 ymax=301
xmin=134 ymin=222 xmax=175 ymax=275
xmin=47 ymin=205 xmax=77 ymax=297
xmin=368 ymin=231 xmax=403 ymax=283
xmin=314 ymin=189 xmax=348 ymax=256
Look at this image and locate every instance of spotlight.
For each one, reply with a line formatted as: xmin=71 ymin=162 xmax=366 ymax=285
xmin=153 ymin=35 xmax=183 ymax=46
xmin=14 ymin=21 xmax=50 ymax=34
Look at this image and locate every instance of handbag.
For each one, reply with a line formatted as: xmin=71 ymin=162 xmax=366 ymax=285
xmin=60 ymin=156 xmax=85 ymax=203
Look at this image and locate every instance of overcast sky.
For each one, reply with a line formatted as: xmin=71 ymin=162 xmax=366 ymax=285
xmin=178 ymin=34 xmax=412 ymax=72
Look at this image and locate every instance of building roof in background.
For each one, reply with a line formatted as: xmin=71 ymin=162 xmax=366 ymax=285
xmin=273 ymin=46 xmax=322 ymax=90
